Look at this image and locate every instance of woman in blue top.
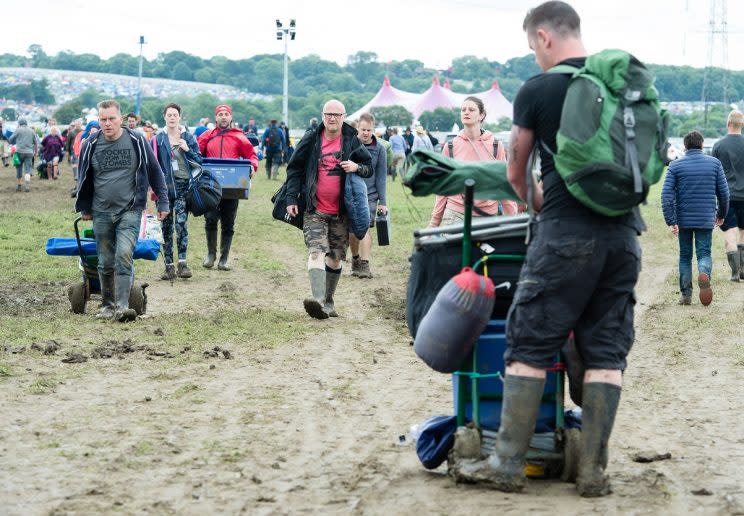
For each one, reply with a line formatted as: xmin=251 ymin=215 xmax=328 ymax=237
xmin=154 ymin=103 xmax=202 ymax=280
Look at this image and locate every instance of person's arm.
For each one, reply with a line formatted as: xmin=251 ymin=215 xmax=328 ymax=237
xmin=376 ymin=147 xmax=387 ymax=209
xmin=143 ymin=136 xmax=170 ymax=218
xmin=197 ymin=131 xmax=209 ymax=155
xmin=660 ymin=163 xmax=677 ymax=229
xmin=285 ymin=133 xmax=312 ymax=209
xmin=429 ymin=196 xmax=447 ymax=227
xmin=506 ymin=124 xmax=543 ymax=212
xmin=715 ymin=161 xmax=730 ymax=223
xmin=345 ymin=139 xmax=373 ymax=178
xmin=183 ymin=132 xmax=202 ymax=164
xmin=239 ymin=136 xmax=259 ymax=175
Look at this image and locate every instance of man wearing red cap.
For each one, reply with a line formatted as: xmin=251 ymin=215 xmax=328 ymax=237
xmin=198 ymin=104 xmax=259 ymax=270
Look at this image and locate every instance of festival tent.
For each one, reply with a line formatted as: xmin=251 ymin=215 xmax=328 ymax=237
xmin=411 ymin=77 xmax=463 ymax=119
xmin=471 ymin=80 xmax=513 ymax=124
xmin=347 ymin=76 xmax=418 ymax=120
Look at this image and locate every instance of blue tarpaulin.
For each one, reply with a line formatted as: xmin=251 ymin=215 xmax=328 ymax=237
xmin=45 ymin=238 xmax=161 ymax=261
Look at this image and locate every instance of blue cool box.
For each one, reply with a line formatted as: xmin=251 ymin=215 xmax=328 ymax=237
xmin=201 ymin=158 xmax=252 ymax=200
xmin=453 ymin=319 xmax=559 ymax=432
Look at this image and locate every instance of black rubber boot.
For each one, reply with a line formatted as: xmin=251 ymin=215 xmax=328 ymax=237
xmin=203 ymin=227 xmax=217 ymax=268
xmin=739 ymin=245 xmax=744 ymax=280
xmin=727 ymin=251 xmax=740 ymax=282
xmin=324 ymin=270 xmax=341 ymax=317
xmin=455 ymin=375 xmax=545 ymax=491
xmin=303 ymin=268 xmax=329 ymax=319
xmin=218 ymin=234 xmax=233 ymax=271
xmin=576 ymin=382 xmax=621 ymax=498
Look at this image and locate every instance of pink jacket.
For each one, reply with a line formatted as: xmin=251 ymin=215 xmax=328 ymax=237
xmin=428 ymin=130 xmax=518 ymax=227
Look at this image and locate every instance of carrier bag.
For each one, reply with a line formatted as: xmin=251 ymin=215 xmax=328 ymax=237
xmin=546 ymin=49 xmax=670 ymax=216
xmin=186 ymin=165 xmax=222 ymax=216
xmin=376 ymin=209 xmax=391 ymax=246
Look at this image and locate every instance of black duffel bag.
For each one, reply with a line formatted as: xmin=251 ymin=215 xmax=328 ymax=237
xmin=186 ymin=166 xmax=222 ymax=217
xmin=271 ymin=181 xmax=304 ymax=229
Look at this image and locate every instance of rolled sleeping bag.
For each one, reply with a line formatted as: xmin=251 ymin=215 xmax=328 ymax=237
xmin=414 ymin=267 xmax=495 ymax=373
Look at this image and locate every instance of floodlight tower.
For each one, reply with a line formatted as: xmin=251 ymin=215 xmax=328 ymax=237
xmin=702 ymin=0 xmax=729 ymax=128
xmin=136 ymin=36 xmax=146 ymax=116
xmin=276 ymin=19 xmax=297 ymax=126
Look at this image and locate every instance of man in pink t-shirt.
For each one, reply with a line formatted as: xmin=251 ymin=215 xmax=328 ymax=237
xmin=285 ymin=99 xmax=373 ymax=319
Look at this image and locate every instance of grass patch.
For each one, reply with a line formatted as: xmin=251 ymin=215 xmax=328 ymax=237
xmin=27 ymin=375 xmax=60 ymax=395
xmin=0 ymin=363 xmax=12 ymax=379
xmin=172 ymin=383 xmax=201 ymax=398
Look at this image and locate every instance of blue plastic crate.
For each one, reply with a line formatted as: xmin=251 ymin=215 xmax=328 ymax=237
xmin=453 ymin=319 xmax=560 ymax=432
xmin=202 ymin=158 xmax=252 ymax=200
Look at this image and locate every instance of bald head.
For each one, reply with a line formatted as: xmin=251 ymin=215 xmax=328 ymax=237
xmin=322 ymin=99 xmax=346 ymax=137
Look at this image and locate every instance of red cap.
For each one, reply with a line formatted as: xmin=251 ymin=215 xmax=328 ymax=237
xmin=215 ymin=104 xmax=232 ymax=116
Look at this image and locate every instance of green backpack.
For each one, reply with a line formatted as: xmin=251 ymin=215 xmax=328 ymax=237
xmin=545 ymin=49 xmax=670 ymax=217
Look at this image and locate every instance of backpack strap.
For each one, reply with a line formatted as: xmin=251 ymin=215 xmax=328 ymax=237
xmin=447 ymin=140 xmax=453 ymax=157
xmin=493 ymin=139 xmax=498 ymax=159
xmin=623 ymin=101 xmax=644 ymax=194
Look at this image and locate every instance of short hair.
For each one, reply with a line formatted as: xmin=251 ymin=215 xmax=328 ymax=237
xmin=97 ymin=99 xmax=121 ymax=112
xmin=126 ymin=112 xmax=137 ymax=120
xmin=523 ymin=1 xmax=581 ymax=39
xmin=463 ymin=96 xmax=487 ymax=123
xmin=683 ymin=130 xmax=704 ymax=150
xmin=270 ymin=119 xmax=278 ymax=125
xmin=358 ymin=112 xmax=375 ymax=125
xmin=392 ymin=127 xmax=399 ymax=135
xmin=727 ymin=110 xmax=744 ymax=128
xmin=163 ymin=103 xmax=181 ymax=116
xmin=310 ymin=117 xmax=318 ymax=125
xmin=348 ymin=120 xmax=358 ymax=129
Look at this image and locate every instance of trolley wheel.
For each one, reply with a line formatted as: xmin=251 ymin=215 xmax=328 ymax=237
xmin=560 ymin=427 xmax=581 ymax=483
xmin=68 ymin=282 xmax=87 ymax=314
xmin=129 ymin=282 xmax=148 ymax=315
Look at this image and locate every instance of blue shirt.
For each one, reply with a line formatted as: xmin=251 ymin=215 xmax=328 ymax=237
xmin=389 ymin=134 xmax=407 ymax=154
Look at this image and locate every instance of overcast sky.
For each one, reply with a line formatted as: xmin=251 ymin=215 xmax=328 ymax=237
xmin=5 ymin=0 xmax=744 ymax=72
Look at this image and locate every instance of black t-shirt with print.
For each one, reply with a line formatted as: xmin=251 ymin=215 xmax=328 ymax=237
xmin=513 ymin=57 xmax=644 ymax=231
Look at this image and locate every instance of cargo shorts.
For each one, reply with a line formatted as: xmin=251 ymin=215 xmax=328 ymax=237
xmin=303 ymin=211 xmax=349 ymax=261
xmin=505 ymin=217 xmax=641 ymax=371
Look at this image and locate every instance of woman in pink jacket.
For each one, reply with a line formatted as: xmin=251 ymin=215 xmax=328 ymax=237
xmin=428 ymin=96 xmax=518 ymax=227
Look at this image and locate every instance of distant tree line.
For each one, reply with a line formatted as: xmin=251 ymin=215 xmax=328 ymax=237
xmin=1 ymin=45 xmax=738 ymax=136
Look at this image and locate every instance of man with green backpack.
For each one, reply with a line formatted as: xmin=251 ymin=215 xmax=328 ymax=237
xmin=457 ymin=1 xmax=669 ymax=498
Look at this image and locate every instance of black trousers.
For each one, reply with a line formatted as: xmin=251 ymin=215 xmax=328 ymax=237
xmin=204 ymin=198 xmax=239 ymax=238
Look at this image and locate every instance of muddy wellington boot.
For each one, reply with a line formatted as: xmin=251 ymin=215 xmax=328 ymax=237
xmin=577 ymin=382 xmax=622 ymax=497
xmin=218 ymin=234 xmax=233 ymax=271
xmin=161 ymin=263 xmax=176 ymax=281
xmin=304 ymin=268 xmax=329 ymax=319
xmin=203 ymin=227 xmax=217 ymax=268
xmin=323 ymin=267 xmax=341 ymax=317
xmin=113 ymin=274 xmax=137 ymax=322
xmin=455 ymin=375 xmax=545 ymax=491
xmin=95 ymin=273 xmax=116 ymax=319
xmin=739 ymin=245 xmax=744 ymax=280
xmin=727 ymin=251 xmax=740 ymax=282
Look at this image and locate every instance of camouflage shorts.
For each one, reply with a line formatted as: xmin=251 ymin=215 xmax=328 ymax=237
xmin=303 ymin=211 xmax=349 ymax=261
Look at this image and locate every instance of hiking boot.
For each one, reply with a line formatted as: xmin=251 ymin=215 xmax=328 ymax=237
xmin=357 ymin=260 xmax=373 ymax=279
xmin=24 ymin=182 xmax=29 ymax=192
xmin=727 ymin=251 xmax=740 ymax=282
xmin=95 ymin=306 xmax=115 ymax=320
xmin=203 ymin=227 xmax=217 ymax=268
xmin=453 ymin=375 xmax=545 ymax=491
xmin=218 ymin=234 xmax=232 ymax=271
xmin=114 ymin=308 xmax=137 ymax=322
xmin=161 ymin=263 xmax=176 ymax=281
xmin=15 ymin=184 xmax=21 ymax=192
xmin=577 ymin=382 xmax=621 ymax=497
xmin=678 ymin=294 xmax=691 ymax=305
xmin=324 ymin=269 xmax=341 ymax=317
xmin=697 ymin=272 xmax=712 ymax=306
xmin=177 ymin=262 xmax=192 ymax=278
xmin=303 ymin=268 xmax=329 ymax=319
xmin=351 ymin=256 xmax=361 ymax=277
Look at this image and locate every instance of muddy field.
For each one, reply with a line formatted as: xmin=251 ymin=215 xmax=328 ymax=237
xmin=1 ymin=164 xmax=743 ymax=515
